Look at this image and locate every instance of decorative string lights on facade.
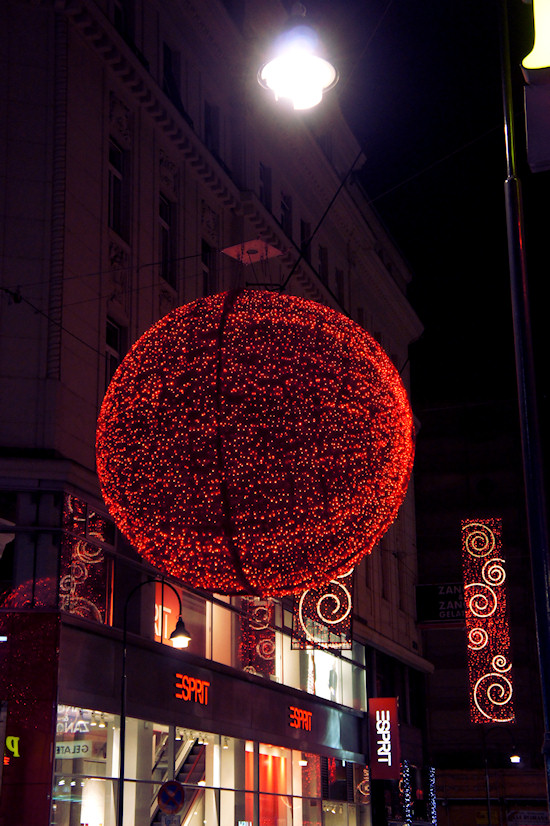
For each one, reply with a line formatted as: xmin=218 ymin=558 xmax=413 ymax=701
xmin=402 ymin=760 xmax=412 ymax=825
xmin=292 ymin=568 xmax=354 ymax=649
xmin=1 ymin=495 xmax=110 ymax=621
xmin=428 ymin=767 xmax=437 ymax=825
xmin=239 ymin=597 xmax=276 ymax=677
xmin=96 ymin=289 xmax=415 ymax=597
xmin=461 ymin=518 xmax=514 ymax=723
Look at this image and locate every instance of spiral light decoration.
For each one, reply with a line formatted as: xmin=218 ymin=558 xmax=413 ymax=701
xmin=96 ymin=290 xmax=415 ymax=597
xmin=294 ymin=568 xmax=353 ymax=648
xmin=461 ymin=518 xmax=514 ymax=723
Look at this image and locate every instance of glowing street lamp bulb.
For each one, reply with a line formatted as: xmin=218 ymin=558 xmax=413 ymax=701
xmin=259 ymin=25 xmax=337 ymax=110
xmin=170 ymin=616 xmax=192 ymax=649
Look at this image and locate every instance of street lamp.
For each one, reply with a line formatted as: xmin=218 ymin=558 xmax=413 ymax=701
xmin=499 ymin=0 xmax=550 ymax=807
xmin=258 ymin=3 xmax=338 ymax=110
xmin=117 ymin=577 xmax=190 ymax=826
xmin=483 ymin=726 xmax=522 ymax=826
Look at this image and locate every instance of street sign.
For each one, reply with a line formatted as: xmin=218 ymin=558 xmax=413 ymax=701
xmin=157 ymin=780 xmax=185 ymax=814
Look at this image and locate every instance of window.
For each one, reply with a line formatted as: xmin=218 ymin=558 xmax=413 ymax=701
xmin=61 ymin=494 xmax=115 ymax=624
xmin=163 ymin=43 xmax=184 ymax=115
xmin=159 ymin=194 xmax=176 ymax=289
xmin=52 ymin=719 xmax=326 ymax=826
xmin=259 ymin=162 xmax=272 ymax=211
xmin=201 ymin=240 xmax=216 ymax=296
xmin=113 ymin=0 xmax=133 ymax=39
xmin=280 ymin=192 xmax=292 ymax=237
xmin=108 ymin=139 xmax=128 ymax=239
xmin=318 ymin=245 xmax=328 ymax=285
xmin=105 ymin=317 xmax=126 ymax=391
xmin=204 ymin=101 xmax=220 ymax=157
xmin=300 ymin=219 xmax=311 ymax=262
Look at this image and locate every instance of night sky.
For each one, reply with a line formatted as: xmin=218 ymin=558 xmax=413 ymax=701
xmin=303 ymin=0 xmax=549 ymax=424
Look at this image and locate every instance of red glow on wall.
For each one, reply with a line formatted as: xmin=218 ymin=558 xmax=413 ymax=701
xmin=461 ymin=518 xmax=514 ymax=723
xmin=96 ymin=289 xmax=415 ymax=597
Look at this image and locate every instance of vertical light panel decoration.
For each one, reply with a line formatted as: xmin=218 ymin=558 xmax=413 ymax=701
xmin=402 ymin=760 xmax=412 ymax=825
xmin=461 ymin=518 xmax=514 ymax=723
xmin=428 ymin=767 xmax=437 ymax=825
xmin=292 ymin=569 xmax=353 ymax=649
xmin=60 ymin=494 xmax=109 ymax=623
xmin=239 ymin=596 xmax=276 ymax=677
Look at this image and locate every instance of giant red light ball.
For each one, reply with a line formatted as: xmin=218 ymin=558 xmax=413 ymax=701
xmin=96 ymin=290 xmax=414 ymax=597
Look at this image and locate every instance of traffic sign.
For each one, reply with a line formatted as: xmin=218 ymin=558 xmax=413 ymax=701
xmin=157 ymin=780 xmax=185 ymax=814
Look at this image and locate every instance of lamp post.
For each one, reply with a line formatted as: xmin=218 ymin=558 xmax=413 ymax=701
xmin=499 ymin=0 xmax=550 ymax=808
xmin=117 ymin=577 xmax=191 ymax=826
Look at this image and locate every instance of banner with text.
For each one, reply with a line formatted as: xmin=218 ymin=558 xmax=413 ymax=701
xmin=368 ymin=697 xmax=401 ymax=780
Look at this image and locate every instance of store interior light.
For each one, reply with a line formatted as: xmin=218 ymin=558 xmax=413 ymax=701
xmin=223 ymin=737 xmax=229 ymax=749
xmin=298 ymin=753 xmax=308 ymax=766
xmin=170 ymin=616 xmax=192 ymax=649
xmin=258 ymin=4 xmax=337 ymax=110
xmin=98 ymin=714 xmax=106 ymax=728
xmin=510 ymin=752 xmax=521 ymax=764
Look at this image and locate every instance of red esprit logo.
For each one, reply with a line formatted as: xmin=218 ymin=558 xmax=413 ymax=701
xmin=175 ymin=673 xmax=210 ymax=705
xmin=289 ymin=706 xmax=312 ymax=731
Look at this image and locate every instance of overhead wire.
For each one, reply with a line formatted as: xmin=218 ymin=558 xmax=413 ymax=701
xmin=0 ymin=0 xmax=498 ymax=376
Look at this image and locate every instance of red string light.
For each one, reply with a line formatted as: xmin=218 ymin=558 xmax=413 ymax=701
xmin=96 ymin=290 xmax=415 ymax=597
xmin=461 ymin=518 xmax=514 ymax=723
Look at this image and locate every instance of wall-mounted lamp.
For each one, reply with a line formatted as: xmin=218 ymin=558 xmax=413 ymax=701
xmin=170 ymin=616 xmax=191 ymax=649
xmin=117 ymin=577 xmax=190 ymax=826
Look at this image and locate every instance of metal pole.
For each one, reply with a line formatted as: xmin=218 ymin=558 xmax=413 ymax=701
xmin=485 ymin=756 xmax=493 ymax=826
xmin=116 ymin=577 xmax=184 ymax=826
xmin=499 ymin=0 xmax=550 ymax=808
xmin=483 ymin=729 xmax=493 ymax=826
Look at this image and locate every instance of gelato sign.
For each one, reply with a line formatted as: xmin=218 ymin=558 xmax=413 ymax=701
xmin=55 ymin=740 xmax=94 ymax=759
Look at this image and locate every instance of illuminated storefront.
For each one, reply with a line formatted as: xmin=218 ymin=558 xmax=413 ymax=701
xmin=51 ymin=609 xmax=369 ymax=825
xmin=1 ymin=493 xmax=372 ymax=826
xmin=1 ymin=491 xmax=431 ymax=826
xmin=52 ymin=712 xmax=368 ymax=826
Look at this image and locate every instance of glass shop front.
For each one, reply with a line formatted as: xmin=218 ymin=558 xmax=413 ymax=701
xmin=52 ymin=706 xmax=371 ymax=826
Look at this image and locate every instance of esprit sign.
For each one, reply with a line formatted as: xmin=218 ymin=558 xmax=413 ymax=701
xmin=289 ymin=705 xmax=312 ymax=731
xmin=368 ymin=697 xmax=401 ymax=780
xmin=175 ymin=673 xmax=210 ymax=705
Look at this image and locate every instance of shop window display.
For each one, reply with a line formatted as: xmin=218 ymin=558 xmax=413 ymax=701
xmin=51 ymin=711 xmax=369 ymax=826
